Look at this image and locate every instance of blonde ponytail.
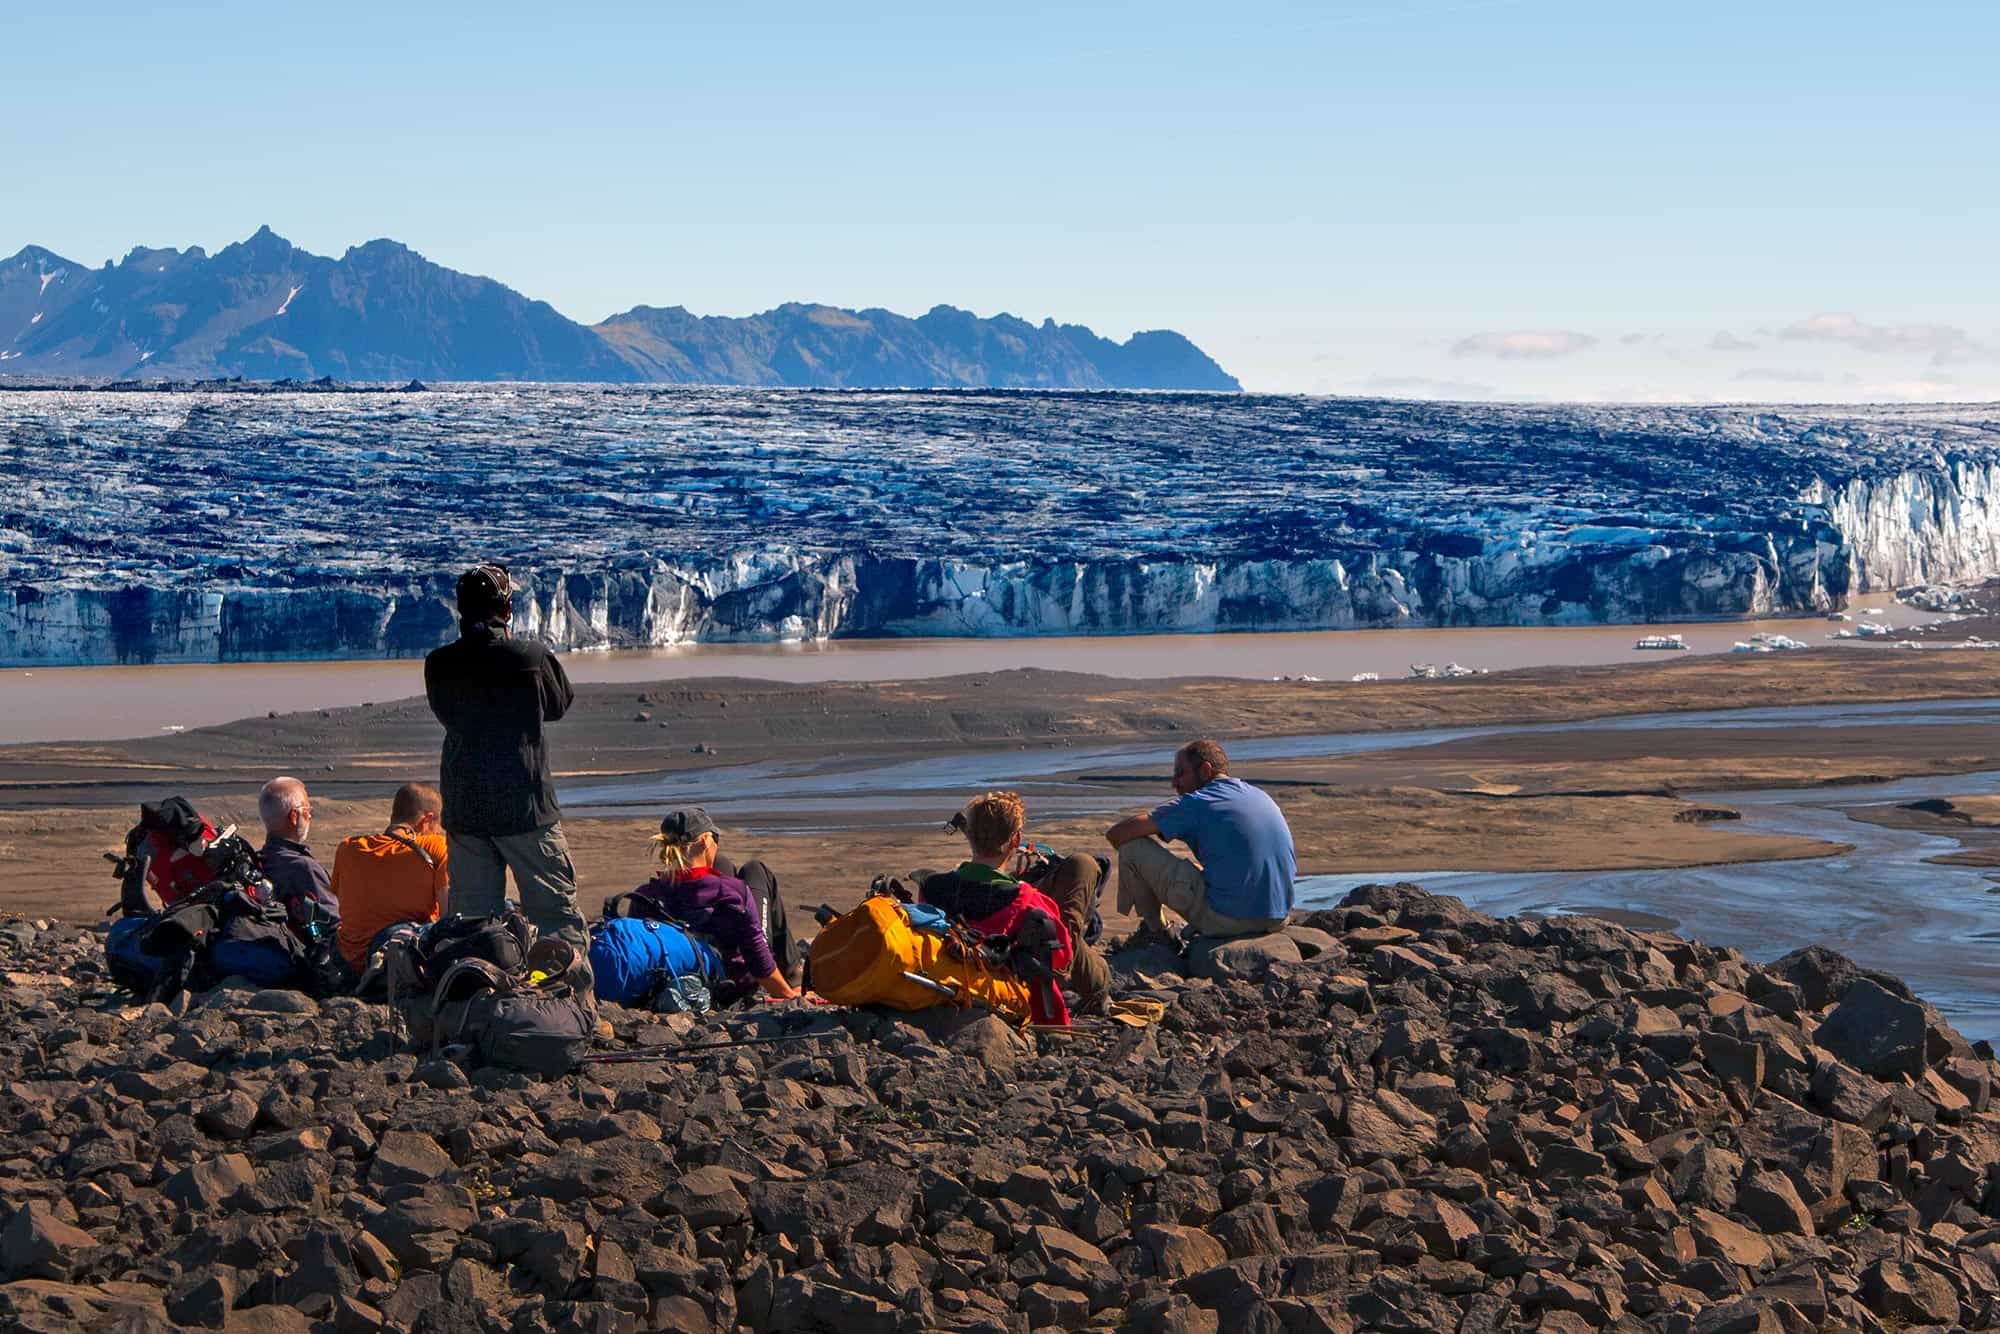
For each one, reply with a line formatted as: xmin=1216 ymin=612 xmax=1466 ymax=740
xmin=651 ymin=831 xmax=709 ymax=875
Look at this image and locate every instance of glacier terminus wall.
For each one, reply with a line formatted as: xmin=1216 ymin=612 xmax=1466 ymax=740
xmin=4 ymin=386 xmax=1999 ymax=664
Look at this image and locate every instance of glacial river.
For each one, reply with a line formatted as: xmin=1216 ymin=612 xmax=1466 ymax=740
xmin=1296 ymin=769 xmax=2000 ymax=1043
xmin=0 ymin=603 xmax=1944 ymax=744
xmin=567 ymin=696 xmax=2000 ymax=1041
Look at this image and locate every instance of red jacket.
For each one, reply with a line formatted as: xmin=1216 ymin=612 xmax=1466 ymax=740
xmin=142 ymin=822 xmax=218 ymax=905
xmin=963 ymin=885 xmax=1073 ymax=974
xmin=925 ymin=864 xmax=1073 ymax=1025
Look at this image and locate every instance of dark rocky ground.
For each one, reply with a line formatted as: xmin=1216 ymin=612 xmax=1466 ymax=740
xmin=3 ymin=886 xmax=1998 ymax=1332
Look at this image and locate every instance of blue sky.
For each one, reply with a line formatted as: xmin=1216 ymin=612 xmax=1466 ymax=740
xmin=6 ymin=0 xmax=1995 ymax=400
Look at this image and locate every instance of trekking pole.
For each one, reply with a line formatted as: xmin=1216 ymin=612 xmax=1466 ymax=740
xmin=901 ymin=971 xmax=961 ymax=1001
xmin=578 ymin=1031 xmax=845 ymax=1064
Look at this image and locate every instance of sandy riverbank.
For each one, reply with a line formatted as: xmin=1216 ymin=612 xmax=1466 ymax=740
xmin=3 ymin=652 xmax=1994 ymax=925
xmin=1842 ymin=794 xmax=2000 ymax=869
xmin=0 ymin=786 xmax=1839 ymax=931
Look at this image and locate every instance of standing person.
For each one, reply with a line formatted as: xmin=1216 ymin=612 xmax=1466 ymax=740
xmin=257 ymin=776 xmax=339 ymax=931
xmin=630 ymin=808 xmax=800 ymax=1004
xmin=330 ymin=782 xmax=450 ymax=975
xmin=1104 ymin=739 xmax=1296 ymax=943
xmin=424 ymin=563 xmax=590 ymax=966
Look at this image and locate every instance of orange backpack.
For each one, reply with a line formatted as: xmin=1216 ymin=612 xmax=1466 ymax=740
xmin=808 ymin=896 xmax=1032 ymax=1023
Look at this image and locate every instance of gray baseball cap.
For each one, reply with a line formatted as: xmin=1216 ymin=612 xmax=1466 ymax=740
xmin=658 ymin=807 xmax=720 ymax=842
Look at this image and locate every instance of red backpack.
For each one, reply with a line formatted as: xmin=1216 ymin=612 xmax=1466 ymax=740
xmin=109 ymin=797 xmax=222 ymax=914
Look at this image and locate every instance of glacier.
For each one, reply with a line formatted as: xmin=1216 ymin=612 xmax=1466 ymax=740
xmin=2 ymin=386 xmax=1998 ymax=665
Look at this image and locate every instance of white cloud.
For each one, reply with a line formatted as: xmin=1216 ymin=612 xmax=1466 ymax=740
xmin=1449 ymin=330 xmax=1596 ymax=360
xmin=1709 ymin=331 xmax=1758 ymax=352
xmin=1778 ymin=312 xmax=1988 ymax=365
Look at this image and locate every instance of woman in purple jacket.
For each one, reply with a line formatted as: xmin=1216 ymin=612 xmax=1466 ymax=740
xmin=632 ymin=807 xmax=800 ymax=1003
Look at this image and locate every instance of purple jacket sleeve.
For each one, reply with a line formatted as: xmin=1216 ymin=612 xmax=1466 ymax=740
xmin=717 ymin=881 xmax=780 ymax=979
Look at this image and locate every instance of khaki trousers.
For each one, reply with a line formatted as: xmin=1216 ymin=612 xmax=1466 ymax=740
xmin=445 ymin=822 xmax=589 ymax=955
xmin=1116 ymin=837 xmax=1287 ymax=939
xmin=1038 ymin=853 xmax=1112 ymax=1004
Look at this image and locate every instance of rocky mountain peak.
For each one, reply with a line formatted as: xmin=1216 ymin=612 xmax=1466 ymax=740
xmin=0 ymin=230 xmax=1238 ymax=388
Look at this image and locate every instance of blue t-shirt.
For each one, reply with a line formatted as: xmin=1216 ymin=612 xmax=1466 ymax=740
xmin=1150 ymin=777 xmax=1296 ymax=922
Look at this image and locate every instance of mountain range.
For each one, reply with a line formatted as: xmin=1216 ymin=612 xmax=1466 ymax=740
xmin=0 ymin=228 xmax=1238 ymax=390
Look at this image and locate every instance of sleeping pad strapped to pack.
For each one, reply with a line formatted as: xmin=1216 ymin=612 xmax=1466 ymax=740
xmin=808 ymin=895 xmax=1033 ymax=1022
xmin=588 ymin=917 xmax=727 ymax=1007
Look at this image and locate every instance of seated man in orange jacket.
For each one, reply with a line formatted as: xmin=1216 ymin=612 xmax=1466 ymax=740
xmin=331 ymin=782 xmax=450 ymax=976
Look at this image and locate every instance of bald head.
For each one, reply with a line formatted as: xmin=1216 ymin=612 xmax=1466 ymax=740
xmin=259 ymin=776 xmax=311 ymax=840
xmin=390 ymin=781 xmax=442 ymax=830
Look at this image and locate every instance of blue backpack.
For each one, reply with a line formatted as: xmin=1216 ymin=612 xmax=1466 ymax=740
xmin=105 ymin=915 xmax=163 ymax=989
xmin=205 ymin=890 xmax=307 ymax=988
xmin=589 ymin=917 xmax=726 ymax=1007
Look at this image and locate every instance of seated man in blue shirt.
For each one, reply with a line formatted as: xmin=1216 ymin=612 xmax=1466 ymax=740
xmin=1104 ymin=738 xmax=1296 ymax=941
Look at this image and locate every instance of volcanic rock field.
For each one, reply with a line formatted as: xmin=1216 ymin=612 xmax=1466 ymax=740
xmin=5 ymin=389 xmax=2000 ymax=662
xmin=4 ymin=884 xmax=1999 ymax=1331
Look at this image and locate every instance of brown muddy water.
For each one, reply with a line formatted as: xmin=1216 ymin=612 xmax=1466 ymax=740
xmin=0 ymin=607 xmax=1946 ymax=744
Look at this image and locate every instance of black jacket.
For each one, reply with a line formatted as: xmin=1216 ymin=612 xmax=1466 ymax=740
xmin=424 ymin=624 xmax=574 ymax=836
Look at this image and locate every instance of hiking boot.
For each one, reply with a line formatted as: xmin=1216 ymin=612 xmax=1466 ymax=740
xmin=1127 ymin=920 xmax=1182 ymax=953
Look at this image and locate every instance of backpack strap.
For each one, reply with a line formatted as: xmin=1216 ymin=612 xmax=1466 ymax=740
xmin=387 ymin=827 xmax=448 ymax=907
xmin=430 ymin=957 xmax=514 ymax=1056
xmin=382 ymin=828 xmax=438 ymax=869
xmin=647 ymin=922 xmax=685 ymax=1006
xmin=602 ymin=891 xmax=694 ymax=928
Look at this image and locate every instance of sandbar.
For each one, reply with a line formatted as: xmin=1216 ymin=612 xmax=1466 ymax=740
xmin=4 ymin=652 xmax=1994 ymax=928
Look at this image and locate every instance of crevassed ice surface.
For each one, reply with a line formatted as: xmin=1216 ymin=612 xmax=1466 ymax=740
xmin=3 ymin=386 xmax=1999 ymax=663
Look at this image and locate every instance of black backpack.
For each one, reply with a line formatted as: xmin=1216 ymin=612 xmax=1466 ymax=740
xmin=420 ymin=937 xmax=594 ymax=1076
xmin=385 ymin=909 xmax=549 ymax=1049
xmin=382 ymin=908 xmax=584 ymax=1072
xmin=132 ymin=898 xmax=225 ymax=1003
xmin=420 ymin=910 xmax=535 ymax=978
